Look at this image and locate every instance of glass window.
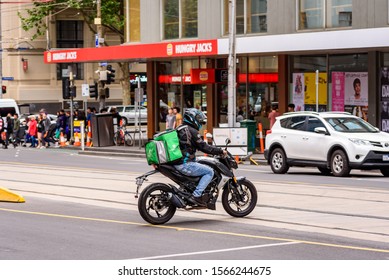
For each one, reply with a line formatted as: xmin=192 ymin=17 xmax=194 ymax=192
xmin=281 ymin=116 xmax=306 ymax=130
xmin=248 ymin=0 xmax=267 ymax=33
xmin=56 ymin=21 xmax=84 ymax=80
xmin=224 ymin=0 xmax=267 ymax=35
xmin=299 ymin=0 xmax=352 ymax=30
xmin=163 ymin=0 xmax=198 ymax=39
xmin=129 ymin=0 xmax=140 ymax=42
xmin=182 ymin=0 xmax=198 ymax=37
xmin=307 ymin=116 xmax=325 ymax=132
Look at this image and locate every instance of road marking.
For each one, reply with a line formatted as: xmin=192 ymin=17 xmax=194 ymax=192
xmin=133 ymin=241 xmax=301 ymax=260
xmin=1 ymin=207 xmax=389 ymax=254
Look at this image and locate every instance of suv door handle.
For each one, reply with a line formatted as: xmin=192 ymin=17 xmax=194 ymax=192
xmin=302 ymin=137 xmax=309 ymax=140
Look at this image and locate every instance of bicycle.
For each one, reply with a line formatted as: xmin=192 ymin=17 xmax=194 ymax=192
xmin=113 ymin=125 xmax=134 ymax=146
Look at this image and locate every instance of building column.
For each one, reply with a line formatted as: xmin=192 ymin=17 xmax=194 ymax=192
xmin=146 ymin=61 xmax=156 ymax=139
xmin=278 ymin=54 xmax=288 ymax=114
xmin=368 ymin=51 xmax=379 ymax=127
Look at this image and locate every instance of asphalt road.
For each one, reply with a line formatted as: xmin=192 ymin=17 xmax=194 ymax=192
xmin=1 ymin=147 xmax=389 ymax=261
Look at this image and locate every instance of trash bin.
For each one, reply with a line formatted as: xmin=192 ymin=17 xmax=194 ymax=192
xmin=240 ymin=119 xmax=257 ymax=152
xmin=91 ymin=113 xmax=114 ymax=147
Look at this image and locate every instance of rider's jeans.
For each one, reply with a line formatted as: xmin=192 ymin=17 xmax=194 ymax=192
xmin=174 ymin=162 xmax=214 ymax=197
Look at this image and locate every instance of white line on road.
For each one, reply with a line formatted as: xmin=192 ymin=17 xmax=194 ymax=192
xmin=133 ymin=241 xmax=300 ymax=260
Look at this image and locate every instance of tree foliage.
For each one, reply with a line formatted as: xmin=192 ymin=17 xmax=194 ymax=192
xmin=19 ymin=0 xmax=125 ymax=42
xmin=19 ymin=0 xmax=132 ymax=106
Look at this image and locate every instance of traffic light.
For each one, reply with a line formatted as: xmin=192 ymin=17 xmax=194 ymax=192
xmin=102 ymin=87 xmax=110 ymax=98
xmin=69 ymin=85 xmax=77 ymax=98
xmin=106 ymin=65 xmax=115 ymax=84
xmin=1 ymin=85 xmax=6 ymax=94
xmin=89 ymin=83 xmax=98 ymax=100
xmin=62 ymin=78 xmax=71 ymax=99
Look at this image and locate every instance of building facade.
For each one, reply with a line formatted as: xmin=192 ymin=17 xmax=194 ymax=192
xmin=2 ymin=0 xmax=389 ymax=137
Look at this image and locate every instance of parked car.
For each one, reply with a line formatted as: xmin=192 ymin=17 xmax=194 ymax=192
xmin=264 ymin=111 xmax=389 ymax=177
xmin=107 ymin=105 xmax=147 ymax=126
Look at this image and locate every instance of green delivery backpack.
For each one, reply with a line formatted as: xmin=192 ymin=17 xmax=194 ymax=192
xmin=145 ymin=129 xmax=183 ymax=165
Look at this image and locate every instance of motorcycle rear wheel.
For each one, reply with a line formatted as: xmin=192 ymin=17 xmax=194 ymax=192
xmin=222 ymin=179 xmax=258 ymax=217
xmin=138 ymin=183 xmax=176 ymax=225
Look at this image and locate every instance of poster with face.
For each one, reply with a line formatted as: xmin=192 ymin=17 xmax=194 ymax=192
xmin=292 ymin=73 xmax=304 ymax=111
xmin=344 ymin=72 xmax=368 ymax=106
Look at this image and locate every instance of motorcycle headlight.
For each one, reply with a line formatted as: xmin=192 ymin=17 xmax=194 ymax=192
xmin=348 ymin=138 xmax=372 ymax=146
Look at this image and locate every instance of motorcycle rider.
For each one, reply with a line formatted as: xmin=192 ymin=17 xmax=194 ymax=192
xmin=175 ymin=108 xmax=227 ymax=206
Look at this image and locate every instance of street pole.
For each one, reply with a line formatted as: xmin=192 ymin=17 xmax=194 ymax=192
xmin=315 ymin=70 xmax=319 ymax=112
xmin=96 ymin=0 xmax=105 ymax=111
xmin=227 ymin=0 xmax=237 ymax=127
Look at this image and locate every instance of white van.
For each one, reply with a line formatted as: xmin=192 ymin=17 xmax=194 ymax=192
xmin=0 ymin=99 xmax=20 ymax=121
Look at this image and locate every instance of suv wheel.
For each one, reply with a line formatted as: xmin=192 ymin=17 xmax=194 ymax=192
xmin=380 ymin=168 xmax=389 ymax=177
xmin=330 ymin=150 xmax=350 ymax=177
xmin=270 ymin=148 xmax=289 ymax=174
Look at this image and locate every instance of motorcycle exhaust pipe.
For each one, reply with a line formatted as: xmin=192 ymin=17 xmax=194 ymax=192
xmin=167 ymin=193 xmax=186 ymax=208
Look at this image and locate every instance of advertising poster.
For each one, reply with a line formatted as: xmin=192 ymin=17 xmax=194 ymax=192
xmin=193 ymin=90 xmax=201 ymax=109
xmin=331 ymin=72 xmax=345 ymax=111
xmin=167 ymin=92 xmax=175 ymax=108
xmin=344 ymin=72 xmax=368 ymax=106
xmin=304 ymin=72 xmax=327 ymax=111
xmin=292 ymin=73 xmax=305 ymax=111
xmin=381 ymin=67 xmax=389 ymax=132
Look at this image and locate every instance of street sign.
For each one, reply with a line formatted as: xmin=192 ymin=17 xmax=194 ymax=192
xmin=2 ymin=77 xmax=14 ymax=81
xmin=82 ymin=84 xmax=90 ymax=97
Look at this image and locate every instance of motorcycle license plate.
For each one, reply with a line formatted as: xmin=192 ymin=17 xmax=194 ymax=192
xmin=383 ymin=154 xmax=389 ymax=161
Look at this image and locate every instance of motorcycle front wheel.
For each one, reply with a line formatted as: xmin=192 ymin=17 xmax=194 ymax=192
xmin=138 ymin=183 xmax=176 ymax=225
xmin=222 ymin=179 xmax=258 ymax=217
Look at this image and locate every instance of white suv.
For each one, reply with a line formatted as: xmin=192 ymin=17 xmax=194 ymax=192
xmin=264 ymin=112 xmax=389 ymax=177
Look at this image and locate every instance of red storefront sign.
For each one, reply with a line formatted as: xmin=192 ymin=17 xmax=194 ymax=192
xmin=44 ymin=39 xmax=218 ymax=64
xmin=190 ymin=69 xmax=215 ymax=84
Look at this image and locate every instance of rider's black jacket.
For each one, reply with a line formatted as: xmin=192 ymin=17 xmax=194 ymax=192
xmin=176 ymin=123 xmax=224 ymax=164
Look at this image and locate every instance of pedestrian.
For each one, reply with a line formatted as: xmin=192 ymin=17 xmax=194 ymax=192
xmin=5 ymin=113 xmax=13 ymax=148
xmin=36 ymin=114 xmax=44 ymax=148
xmin=13 ymin=113 xmax=21 ymax=147
xmin=57 ymin=109 xmax=67 ymax=139
xmin=0 ymin=117 xmax=7 ymax=149
xmin=41 ymin=113 xmax=54 ymax=148
xmin=173 ymin=106 xmax=183 ymax=126
xmin=288 ymin=103 xmax=295 ymax=112
xmin=165 ymin=108 xmax=176 ymax=130
xmin=268 ymin=104 xmax=280 ymax=128
xmin=28 ymin=115 xmax=38 ymax=147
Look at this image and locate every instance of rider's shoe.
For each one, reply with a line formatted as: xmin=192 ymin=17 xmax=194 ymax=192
xmin=188 ymin=195 xmax=206 ymax=206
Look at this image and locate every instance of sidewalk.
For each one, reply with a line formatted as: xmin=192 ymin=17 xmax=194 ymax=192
xmin=63 ymin=139 xmax=268 ymax=165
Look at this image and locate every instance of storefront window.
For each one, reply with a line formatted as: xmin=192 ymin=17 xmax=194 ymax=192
xmin=291 ymin=54 xmax=368 ymax=119
xmin=163 ymin=0 xmax=198 ymax=39
xmin=224 ymin=0 xmax=267 ymax=35
xmin=218 ymin=56 xmax=278 ymax=125
xmin=299 ymin=0 xmax=352 ymax=30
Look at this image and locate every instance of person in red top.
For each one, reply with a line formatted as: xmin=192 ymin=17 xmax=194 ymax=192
xmin=268 ymin=104 xmax=280 ymax=128
xmin=28 ymin=115 xmax=38 ymax=147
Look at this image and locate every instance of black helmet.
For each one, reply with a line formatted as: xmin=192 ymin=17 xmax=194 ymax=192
xmin=183 ymin=108 xmax=205 ymax=130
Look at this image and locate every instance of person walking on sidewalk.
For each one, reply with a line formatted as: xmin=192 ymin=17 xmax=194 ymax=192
xmin=0 ymin=117 xmax=7 ymax=149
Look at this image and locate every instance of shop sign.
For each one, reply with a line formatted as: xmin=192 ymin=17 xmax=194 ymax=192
xmin=44 ymin=39 xmax=218 ymax=64
xmin=158 ymin=74 xmax=191 ymax=84
xmin=190 ymin=69 xmax=215 ymax=84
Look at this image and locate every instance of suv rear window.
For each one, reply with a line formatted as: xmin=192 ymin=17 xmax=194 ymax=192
xmin=280 ymin=116 xmax=306 ymax=131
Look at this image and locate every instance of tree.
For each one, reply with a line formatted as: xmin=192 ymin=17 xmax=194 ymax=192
xmin=18 ymin=0 xmax=132 ymax=107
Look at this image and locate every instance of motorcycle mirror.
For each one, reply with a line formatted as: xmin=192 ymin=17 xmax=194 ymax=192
xmin=225 ymin=138 xmax=231 ymax=145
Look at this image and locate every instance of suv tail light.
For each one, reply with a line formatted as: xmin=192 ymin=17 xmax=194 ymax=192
xmin=266 ymin=129 xmax=272 ymax=135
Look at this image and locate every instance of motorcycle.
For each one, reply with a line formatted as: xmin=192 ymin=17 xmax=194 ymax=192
xmin=135 ymin=138 xmax=258 ymax=225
